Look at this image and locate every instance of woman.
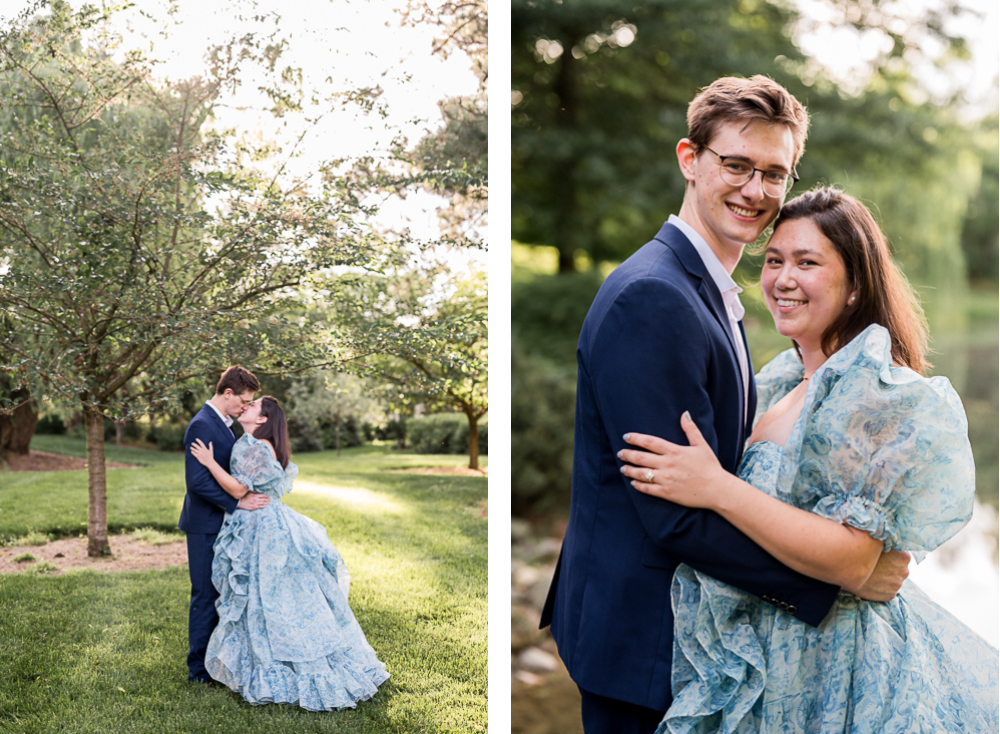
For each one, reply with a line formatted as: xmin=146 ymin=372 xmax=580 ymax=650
xmin=189 ymin=396 xmax=389 ymax=711
xmin=618 ymin=187 xmax=998 ymax=732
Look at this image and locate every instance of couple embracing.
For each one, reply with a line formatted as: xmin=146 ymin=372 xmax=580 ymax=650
xmin=541 ymin=76 xmax=998 ymax=733
xmin=178 ymin=366 xmax=389 ymax=710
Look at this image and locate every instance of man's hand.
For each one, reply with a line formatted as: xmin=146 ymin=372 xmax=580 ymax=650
xmin=237 ymin=493 xmax=270 ymax=511
xmin=853 ymin=549 xmax=911 ymax=602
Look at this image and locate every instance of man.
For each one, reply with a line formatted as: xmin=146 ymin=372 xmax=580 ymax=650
xmin=179 ymin=365 xmax=270 ymax=685
xmin=539 ymin=76 xmax=911 ymax=733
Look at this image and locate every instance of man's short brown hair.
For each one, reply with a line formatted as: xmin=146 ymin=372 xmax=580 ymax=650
xmin=687 ymin=75 xmax=809 ymax=167
xmin=215 ymin=366 xmax=260 ymax=396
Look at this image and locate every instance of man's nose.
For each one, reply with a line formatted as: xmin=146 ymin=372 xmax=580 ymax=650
xmin=739 ymin=170 xmax=766 ymax=201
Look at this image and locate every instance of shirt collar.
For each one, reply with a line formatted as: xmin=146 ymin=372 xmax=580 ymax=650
xmin=669 ymin=214 xmax=744 ymax=320
xmin=205 ymin=400 xmax=234 ymax=428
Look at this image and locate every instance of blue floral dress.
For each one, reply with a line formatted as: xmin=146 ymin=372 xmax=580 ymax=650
xmin=658 ymin=325 xmax=999 ymax=733
xmin=204 ymin=434 xmax=389 ymax=711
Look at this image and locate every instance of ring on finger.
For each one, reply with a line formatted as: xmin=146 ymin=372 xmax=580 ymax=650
xmin=644 ymin=469 xmax=655 ymax=483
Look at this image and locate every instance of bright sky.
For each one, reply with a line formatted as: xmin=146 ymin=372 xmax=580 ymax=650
xmin=793 ymin=0 xmax=998 ymax=117
xmin=0 ymin=0 xmax=483 ymax=249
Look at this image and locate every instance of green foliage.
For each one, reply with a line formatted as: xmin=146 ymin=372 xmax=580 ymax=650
xmin=5 ymin=530 xmax=51 ymax=547
xmin=329 ymin=264 xmax=488 ymax=468
xmin=12 ymin=552 xmax=35 ymax=563
xmin=25 ymin=559 xmax=59 ymax=574
xmin=511 ymin=341 xmax=576 ymax=514
xmin=0 ymin=441 xmax=486 ymax=732
xmin=512 ymin=266 xmax=604 ymax=364
xmin=130 ymin=527 xmax=185 ymax=546
xmin=405 ymin=413 xmax=488 ymax=456
xmin=34 ymin=413 xmax=66 ymax=435
xmin=147 ymin=423 xmax=187 ymax=453
xmin=959 ymin=117 xmax=999 ymax=284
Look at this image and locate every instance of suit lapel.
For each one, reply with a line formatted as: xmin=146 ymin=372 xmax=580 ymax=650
xmin=203 ymin=404 xmax=236 ymax=443
xmin=656 ymin=222 xmax=747 ymax=436
xmin=655 ymin=224 xmax=740 ymax=359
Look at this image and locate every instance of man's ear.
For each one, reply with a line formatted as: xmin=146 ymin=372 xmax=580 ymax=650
xmin=676 ymin=138 xmax=698 ymax=183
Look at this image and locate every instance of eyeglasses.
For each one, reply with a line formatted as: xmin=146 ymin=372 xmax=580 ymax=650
xmin=703 ymin=146 xmax=798 ymax=198
xmin=238 ymin=395 xmax=254 ymax=406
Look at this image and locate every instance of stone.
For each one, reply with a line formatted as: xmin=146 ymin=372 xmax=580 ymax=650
xmin=516 ymin=646 xmax=560 ymax=673
xmin=511 ymin=517 xmax=532 ymax=543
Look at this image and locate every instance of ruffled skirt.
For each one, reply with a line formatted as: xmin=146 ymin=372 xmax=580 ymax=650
xmin=657 ymin=567 xmax=998 ymax=733
xmin=205 ymin=502 xmax=389 ymax=711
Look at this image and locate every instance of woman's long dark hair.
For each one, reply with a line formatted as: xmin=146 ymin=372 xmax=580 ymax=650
xmin=253 ymin=396 xmax=291 ymax=469
xmin=771 ymin=187 xmax=929 ymax=374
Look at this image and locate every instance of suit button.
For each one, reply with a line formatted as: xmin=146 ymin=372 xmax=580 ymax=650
xmin=788 ymin=604 xmax=798 ymax=615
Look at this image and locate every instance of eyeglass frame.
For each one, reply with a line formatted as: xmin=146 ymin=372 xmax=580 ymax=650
xmin=701 ymin=145 xmax=799 ymax=198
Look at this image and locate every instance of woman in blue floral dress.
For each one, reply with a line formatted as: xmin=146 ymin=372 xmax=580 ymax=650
xmin=618 ymin=187 xmax=998 ymax=732
xmin=190 ymin=396 xmax=389 ymax=711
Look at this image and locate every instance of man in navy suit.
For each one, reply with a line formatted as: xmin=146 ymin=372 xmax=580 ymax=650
xmin=179 ymin=365 xmax=269 ymax=684
xmin=539 ymin=76 xmax=911 ymax=733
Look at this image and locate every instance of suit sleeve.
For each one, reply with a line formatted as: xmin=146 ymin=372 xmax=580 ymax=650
xmin=184 ymin=421 xmax=240 ymax=515
xmin=589 ymin=277 xmax=840 ymax=626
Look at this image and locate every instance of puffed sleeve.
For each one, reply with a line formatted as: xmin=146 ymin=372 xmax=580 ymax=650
xmin=778 ymin=325 xmax=975 ymax=556
xmin=230 ymin=436 xmax=284 ymax=492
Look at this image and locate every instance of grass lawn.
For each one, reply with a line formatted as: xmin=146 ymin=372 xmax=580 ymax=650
xmin=0 ymin=438 xmax=487 ymax=733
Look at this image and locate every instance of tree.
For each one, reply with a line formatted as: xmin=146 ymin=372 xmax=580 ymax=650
xmin=512 ymin=0 xmax=986 ymax=305
xmin=0 ymin=2 xmax=386 ymax=555
xmin=403 ymin=0 xmax=488 ymax=242
xmin=330 ymin=264 xmax=488 ymax=469
xmin=286 ymin=372 xmax=379 ymax=456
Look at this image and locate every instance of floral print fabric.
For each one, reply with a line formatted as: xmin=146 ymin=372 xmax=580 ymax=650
xmin=658 ymin=325 xmax=999 ymax=733
xmin=205 ymin=433 xmax=389 ymax=710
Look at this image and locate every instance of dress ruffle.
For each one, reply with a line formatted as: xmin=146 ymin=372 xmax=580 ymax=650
xmin=657 ymin=326 xmax=997 ymax=733
xmin=205 ymin=434 xmax=388 ymax=711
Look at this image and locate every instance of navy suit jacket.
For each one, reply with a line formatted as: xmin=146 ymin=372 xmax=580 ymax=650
xmin=540 ymin=222 xmax=840 ymax=711
xmin=178 ymin=404 xmax=240 ymax=534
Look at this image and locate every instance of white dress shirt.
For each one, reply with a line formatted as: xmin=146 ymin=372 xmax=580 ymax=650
xmin=668 ymin=215 xmax=750 ymax=423
xmin=205 ymin=400 xmax=236 ymax=435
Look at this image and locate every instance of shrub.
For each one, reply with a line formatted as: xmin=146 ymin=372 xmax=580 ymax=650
xmin=290 ymin=433 xmax=324 ymax=454
xmin=512 ymin=340 xmax=577 ymax=515
xmin=148 ymin=423 xmax=187 ymax=452
xmin=321 ymin=416 xmax=366 ymax=450
xmin=406 ymin=414 xmax=487 ymax=456
xmin=34 ymin=414 xmax=66 ymax=435
xmin=511 ymin=269 xmax=604 ymax=365
xmin=375 ymin=419 xmax=407 ymax=447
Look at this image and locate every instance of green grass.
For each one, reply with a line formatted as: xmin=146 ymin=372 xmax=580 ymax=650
xmin=0 ymin=440 xmax=487 ymax=733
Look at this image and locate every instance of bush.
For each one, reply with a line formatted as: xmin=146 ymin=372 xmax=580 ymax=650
xmin=34 ymin=414 xmax=66 ymax=435
xmin=290 ymin=432 xmax=324 ymax=454
xmin=148 ymin=423 xmax=187 ymax=452
xmin=375 ymin=419 xmax=407 ymax=447
xmin=512 ymin=269 xmax=604 ymax=365
xmin=321 ymin=416 xmax=366 ymax=450
xmin=512 ymin=340 xmax=577 ymax=515
xmin=406 ymin=414 xmax=487 ymax=456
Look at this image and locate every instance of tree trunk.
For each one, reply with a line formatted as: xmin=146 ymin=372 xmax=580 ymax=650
xmin=466 ymin=411 xmax=479 ymax=471
xmin=0 ymin=386 xmax=38 ymax=463
xmin=84 ymin=407 xmax=111 ymax=557
xmin=115 ymin=420 xmax=124 ymax=446
xmin=335 ymin=412 xmax=342 ymax=457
